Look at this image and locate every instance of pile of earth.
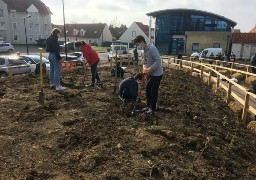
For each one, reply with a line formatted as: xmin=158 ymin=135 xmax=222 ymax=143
xmin=0 ymin=67 xmax=256 ymax=179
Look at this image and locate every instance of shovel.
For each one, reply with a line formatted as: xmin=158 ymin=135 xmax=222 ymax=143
xmin=38 ymin=48 xmax=44 ymax=105
xmin=79 ymin=61 xmax=87 ymax=87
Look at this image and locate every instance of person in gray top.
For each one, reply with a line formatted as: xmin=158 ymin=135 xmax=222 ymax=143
xmin=134 ymin=35 xmax=163 ymax=116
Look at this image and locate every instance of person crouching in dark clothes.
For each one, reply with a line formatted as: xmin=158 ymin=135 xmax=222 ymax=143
xmin=119 ymin=74 xmax=143 ymax=102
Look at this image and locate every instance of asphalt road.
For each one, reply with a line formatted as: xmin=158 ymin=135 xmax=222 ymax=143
xmin=0 ymin=45 xmax=109 ymax=62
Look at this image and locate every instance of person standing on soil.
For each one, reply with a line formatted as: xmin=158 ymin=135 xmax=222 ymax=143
xmin=75 ymin=41 xmax=101 ymax=88
xmin=46 ymin=28 xmax=66 ymax=91
xmin=134 ymin=35 xmax=163 ymax=116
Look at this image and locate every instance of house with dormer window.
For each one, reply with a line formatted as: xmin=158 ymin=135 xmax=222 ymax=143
xmin=0 ymin=0 xmax=52 ymax=44
xmin=119 ymin=22 xmax=154 ymax=44
xmin=53 ymin=23 xmax=112 ymax=46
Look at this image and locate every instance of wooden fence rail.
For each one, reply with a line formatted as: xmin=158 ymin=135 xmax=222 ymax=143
xmin=166 ymin=58 xmax=256 ymax=123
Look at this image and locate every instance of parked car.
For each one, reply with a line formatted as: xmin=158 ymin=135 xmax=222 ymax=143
xmin=60 ymin=54 xmax=84 ymax=66
xmin=70 ymin=52 xmax=83 ymax=59
xmin=19 ymin=55 xmax=50 ymax=74
xmin=60 ymin=42 xmax=76 ymax=52
xmin=0 ymin=43 xmax=14 ymax=53
xmin=35 ymin=38 xmax=46 ymax=47
xmin=0 ymin=56 xmax=31 ymax=78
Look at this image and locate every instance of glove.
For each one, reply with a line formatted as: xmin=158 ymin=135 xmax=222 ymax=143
xmin=143 ymin=67 xmax=150 ymax=74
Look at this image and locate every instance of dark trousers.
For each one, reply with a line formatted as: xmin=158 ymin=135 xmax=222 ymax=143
xmin=91 ymin=59 xmax=100 ymax=84
xmin=146 ymin=75 xmax=163 ymax=111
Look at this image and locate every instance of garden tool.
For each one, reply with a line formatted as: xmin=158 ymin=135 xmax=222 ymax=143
xmin=38 ymin=48 xmax=44 ymax=105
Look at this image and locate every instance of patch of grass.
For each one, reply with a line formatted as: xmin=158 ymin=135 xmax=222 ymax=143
xmin=92 ymin=46 xmax=109 ymax=52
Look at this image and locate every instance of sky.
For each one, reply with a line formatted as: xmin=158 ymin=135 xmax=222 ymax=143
xmin=41 ymin=0 xmax=255 ymax=33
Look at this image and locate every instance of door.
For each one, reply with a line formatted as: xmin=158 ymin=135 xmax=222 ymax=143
xmin=242 ymin=44 xmax=251 ymax=59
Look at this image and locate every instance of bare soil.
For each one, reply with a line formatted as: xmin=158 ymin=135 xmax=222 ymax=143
xmin=0 ymin=67 xmax=256 ymax=180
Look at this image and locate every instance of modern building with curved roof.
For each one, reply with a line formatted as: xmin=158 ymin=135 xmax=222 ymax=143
xmin=147 ymin=9 xmax=237 ymax=55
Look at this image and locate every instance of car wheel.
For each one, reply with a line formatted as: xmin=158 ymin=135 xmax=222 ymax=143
xmin=0 ymin=72 xmax=8 ymax=78
xmin=8 ymin=49 xmax=14 ymax=53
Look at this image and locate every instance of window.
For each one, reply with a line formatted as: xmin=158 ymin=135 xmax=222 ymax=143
xmin=28 ymin=12 xmax=33 ymax=17
xmin=192 ymin=43 xmax=199 ymax=51
xmin=73 ymin=29 xmax=79 ymax=36
xmin=29 ymin=23 xmax=33 ymax=29
xmin=11 ymin=10 xmax=16 ymax=18
xmin=37 ymin=34 xmax=42 ymax=40
xmin=29 ymin=35 xmax=34 ymax=42
xmin=12 ymin=22 xmax=17 ymax=30
xmin=34 ymin=12 xmax=38 ymax=18
xmin=213 ymin=43 xmax=220 ymax=48
xmin=13 ymin=35 xmax=18 ymax=41
xmin=35 ymin=24 xmax=39 ymax=30
xmin=44 ymin=24 xmax=47 ymax=30
xmin=0 ymin=22 xmax=5 ymax=30
xmin=132 ymin=31 xmax=136 ymax=37
xmin=0 ymin=9 xmax=3 ymax=18
xmin=0 ymin=58 xmax=5 ymax=65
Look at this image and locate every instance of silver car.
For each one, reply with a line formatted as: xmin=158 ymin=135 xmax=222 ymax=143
xmin=19 ymin=55 xmax=50 ymax=74
xmin=0 ymin=56 xmax=31 ymax=78
xmin=0 ymin=43 xmax=14 ymax=53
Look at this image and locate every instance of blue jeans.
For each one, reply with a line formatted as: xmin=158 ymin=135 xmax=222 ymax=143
xmin=48 ymin=53 xmax=61 ymax=87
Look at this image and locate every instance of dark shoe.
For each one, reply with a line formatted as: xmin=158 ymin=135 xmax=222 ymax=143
xmin=141 ymin=107 xmax=149 ymax=112
xmin=144 ymin=108 xmax=155 ymax=116
xmin=85 ymin=84 xmax=95 ymax=88
xmin=95 ymin=81 xmax=102 ymax=85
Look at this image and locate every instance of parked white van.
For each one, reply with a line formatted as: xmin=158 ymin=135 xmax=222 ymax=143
xmin=191 ymin=48 xmax=223 ymax=58
xmin=199 ymin=48 xmax=223 ymax=58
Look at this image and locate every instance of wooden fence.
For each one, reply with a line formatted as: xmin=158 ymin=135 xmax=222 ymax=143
xmin=161 ymin=56 xmax=256 ymax=123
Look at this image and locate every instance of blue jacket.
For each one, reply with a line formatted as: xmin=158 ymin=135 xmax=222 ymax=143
xmin=46 ymin=35 xmax=61 ymax=60
xmin=119 ymin=77 xmax=138 ymax=100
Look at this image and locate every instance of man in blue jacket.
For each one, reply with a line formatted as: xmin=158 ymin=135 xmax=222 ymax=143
xmin=46 ymin=28 xmax=66 ymax=91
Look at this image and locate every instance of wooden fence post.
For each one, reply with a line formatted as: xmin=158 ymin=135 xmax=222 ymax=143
xmin=216 ymin=74 xmax=220 ymax=91
xmin=179 ymin=59 xmax=182 ymax=70
xmin=226 ymin=82 xmax=232 ymax=104
xmin=245 ymin=65 xmax=250 ymax=79
xmin=200 ymin=65 xmax=203 ymax=79
xmin=208 ymin=70 xmax=212 ymax=86
xmin=242 ymin=93 xmax=250 ymax=123
xmin=191 ymin=61 xmax=193 ymax=75
xmin=230 ymin=62 xmax=234 ymax=75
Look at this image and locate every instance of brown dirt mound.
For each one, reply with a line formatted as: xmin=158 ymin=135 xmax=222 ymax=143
xmin=0 ymin=68 xmax=256 ymax=179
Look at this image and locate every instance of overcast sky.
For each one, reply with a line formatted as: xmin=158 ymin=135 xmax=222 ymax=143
xmin=41 ymin=0 xmax=255 ymax=33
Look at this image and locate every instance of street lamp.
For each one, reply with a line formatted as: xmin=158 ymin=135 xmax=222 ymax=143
xmin=62 ymin=0 xmax=67 ymax=60
xmin=23 ymin=15 xmax=31 ymax=55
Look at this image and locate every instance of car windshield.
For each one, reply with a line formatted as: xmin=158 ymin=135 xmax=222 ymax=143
xmin=22 ymin=56 xmax=49 ymax=63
